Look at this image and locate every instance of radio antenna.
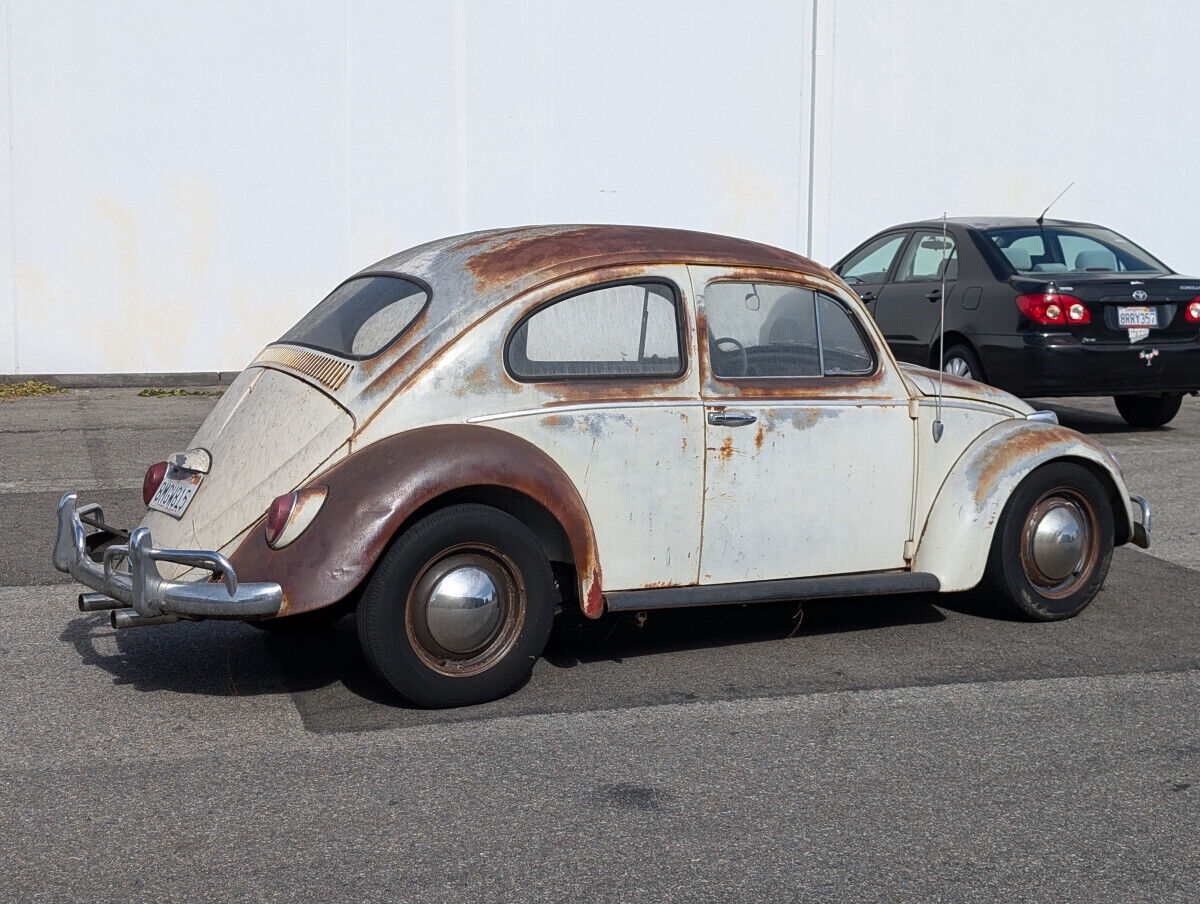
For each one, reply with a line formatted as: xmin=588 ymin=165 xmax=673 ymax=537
xmin=1036 ymin=181 xmax=1074 ymax=226
xmin=933 ymin=212 xmax=947 ymax=442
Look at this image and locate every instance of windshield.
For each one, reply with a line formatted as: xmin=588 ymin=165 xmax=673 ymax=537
xmin=984 ymin=226 xmax=1169 ymax=276
xmin=277 ymin=275 xmax=429 ymax=359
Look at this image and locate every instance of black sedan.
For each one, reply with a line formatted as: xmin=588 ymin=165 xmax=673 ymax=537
xmin=832 ymin=217 xmax=1200 ymax=426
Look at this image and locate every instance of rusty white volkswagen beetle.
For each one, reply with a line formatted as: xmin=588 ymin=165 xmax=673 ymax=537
xmin=54 ymin=225 xmax=1151 ymax=706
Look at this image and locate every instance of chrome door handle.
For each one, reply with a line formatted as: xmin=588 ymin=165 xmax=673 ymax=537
xmin=707 ymin=411 xmax=757 ymax=427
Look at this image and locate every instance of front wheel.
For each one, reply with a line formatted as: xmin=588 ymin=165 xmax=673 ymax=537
xmin=1114 ymin=393 xmax=1182 ymax=428
xmin=357 ymin=504 xmax=557 ymax=707
xmin=982 ymin=462 xmax=1114 ymax=621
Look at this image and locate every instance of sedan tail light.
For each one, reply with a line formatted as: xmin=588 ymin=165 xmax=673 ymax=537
xmin=1186 ymin=296 xmax=1200 ymax=322
xmin=265 ymin=486 xmax=328 ymax=549
xmin=142 ymin=461 xmax=169 ymax=506
xmin=1015 ymin=292 xmax=1089 ymax=325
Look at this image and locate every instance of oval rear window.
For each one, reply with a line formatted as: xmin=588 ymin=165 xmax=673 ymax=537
xmin=276 ymin=275 xmax=429 ymax=360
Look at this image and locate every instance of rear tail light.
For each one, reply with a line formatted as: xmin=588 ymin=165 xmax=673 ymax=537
xmin=1015 ymin=292 xmax=1089 ymax=325
xmin=264 ymin=486 xmax=328 ymax=549
xmin=1186 ymin=296 xmax=1200 ymax=322
xmin=142 ymin=461 xmax=169 ymax=506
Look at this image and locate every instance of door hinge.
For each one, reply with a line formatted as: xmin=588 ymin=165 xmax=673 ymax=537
xmin=903 ymin=539 xmax=916 ymax=561
xmin=908 ymin=398 xmax=921 ymax=419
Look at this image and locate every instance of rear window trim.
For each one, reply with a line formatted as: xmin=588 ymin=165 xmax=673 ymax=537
xmin=504 ymin=277 xmax=689 ymax=383
xmin=271 ymin=271 xmax=433 ymax=362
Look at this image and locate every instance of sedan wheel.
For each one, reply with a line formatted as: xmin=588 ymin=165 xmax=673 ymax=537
xmin=357 ymin=504 xmax=556 ymax=707
xmin=983 ymin=462 xmax=1113 ymax=620
xmin=941 ymin=344 xmax=984 ymax=383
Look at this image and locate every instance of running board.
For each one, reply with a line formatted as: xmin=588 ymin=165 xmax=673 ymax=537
xmin=605 ymin=571 xmax=940 ymax=612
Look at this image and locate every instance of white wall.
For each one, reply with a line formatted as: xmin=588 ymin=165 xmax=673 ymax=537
xmin=812 ymin=0 xmax=1200 ymax=269
xmin=1 ymin=0 xmax=1197 ymax=376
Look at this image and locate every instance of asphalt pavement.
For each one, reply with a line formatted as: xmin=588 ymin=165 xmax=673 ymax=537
xmin=0 ymin=388 xmax=1196 ymax=902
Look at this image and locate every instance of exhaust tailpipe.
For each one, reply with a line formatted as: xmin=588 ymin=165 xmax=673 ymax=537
xmin=79 ymin=592 xmax=128 ymax=612
xmin=111 ymin=610 xmax=181 ymax=629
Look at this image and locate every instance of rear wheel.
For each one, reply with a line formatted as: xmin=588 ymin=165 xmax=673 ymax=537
xmin=982 ymin=462 xmax=1113 ymax=621
xmin=942 ymin=344 xmax=984 ymax=382
xmin=357 ymin=504 xmax=556 ymax=707
xmin=1114 ymin=393 xmax=1182 ymax=428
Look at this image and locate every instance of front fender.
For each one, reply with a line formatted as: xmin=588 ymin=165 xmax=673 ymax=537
xmin=913 ymin=419 xmax=1134 ymax=592
xmin=227 ymin=424 xmax=604 ymax=618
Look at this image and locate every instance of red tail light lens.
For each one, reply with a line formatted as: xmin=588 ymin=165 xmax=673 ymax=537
xmin=265 ymin=492 xmax=298 ymax=546
xmin=1186 ymin=296 xmax=1200 ymax=322
xmin=142 ymin=461 xmax=169 ymax=506
xmin=1015 ymin=292 xmax=1089 ymax=325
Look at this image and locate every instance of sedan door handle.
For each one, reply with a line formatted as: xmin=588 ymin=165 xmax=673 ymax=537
xmin=858 ymin=291 xmax=876 ymax=303
xmin=707 ymin=410 xmax=757 ymax=427
xmin=926 ymin=288 xmax=941 ymax=301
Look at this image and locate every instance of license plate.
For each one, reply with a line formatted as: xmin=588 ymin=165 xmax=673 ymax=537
xmin=1117 ymin=305 xmax=1158 ymax=328
xmin=148 ymin=465 xmax=203 ymax=518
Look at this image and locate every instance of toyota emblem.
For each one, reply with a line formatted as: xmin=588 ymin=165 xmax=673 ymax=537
xmin=1132 ymin=289 xmax=1149 ymax=301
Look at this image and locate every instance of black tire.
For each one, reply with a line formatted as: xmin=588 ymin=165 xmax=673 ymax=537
xmin=251 ymin=597 xmax=353 ymax=634
xmin=982 ymin=462 xmax=1114 ymax=621
xmin=357 ymin=504 xmax=556 ymax=707
xmin=941 ymin=343 xmax=985 ymax=382
xmin=1114 ymin=393 xmax=1182 ymax=428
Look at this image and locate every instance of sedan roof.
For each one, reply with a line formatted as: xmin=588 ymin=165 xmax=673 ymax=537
xmin=880 ymin=216 xmax=1101 ymax=232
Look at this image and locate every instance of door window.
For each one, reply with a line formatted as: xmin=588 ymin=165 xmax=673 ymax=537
xmin=506 ymin=281 xmax=683 ymax=380
xmin=704 ymin=282 xmax=875 ymax=378
xmin=840 ymin=233 xmax=906 ymax=285
xmin=896 ymin=231 xmax=958 ymax=282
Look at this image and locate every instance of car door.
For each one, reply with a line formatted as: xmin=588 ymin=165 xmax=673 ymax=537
xmin=690 ymin=265 xmax=916 ymax=585
xmin=835 ymin=230 xmax=908 ymax=317
xmin=872 ymin=229 xmax=959 ymax=365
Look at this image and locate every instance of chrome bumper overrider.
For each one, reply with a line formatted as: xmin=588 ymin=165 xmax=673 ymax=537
xmin=53 ymin=492 xmax=282 ymax=627
xmin=1129 ymin=494 xmax=1151 ymax=549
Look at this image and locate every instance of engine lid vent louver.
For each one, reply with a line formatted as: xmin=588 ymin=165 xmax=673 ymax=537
xmin=254 ymin=346 xmax=353 ymax=391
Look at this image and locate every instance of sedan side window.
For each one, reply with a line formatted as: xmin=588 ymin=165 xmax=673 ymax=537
xmin=507 ymin=281 xmax=683 ymax=380
xmin=840 ymin=233 xmax=906 ymax=285
xmin=896 ymin=231 xmax=958 ymax=282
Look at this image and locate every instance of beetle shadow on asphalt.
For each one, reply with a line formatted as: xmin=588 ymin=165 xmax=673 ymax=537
xmin=57 ymin=591 xmax=960 ymax=709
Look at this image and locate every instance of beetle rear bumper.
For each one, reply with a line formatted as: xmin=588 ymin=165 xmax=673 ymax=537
xmin=53 ymin=492 xmax=283 ymax=627
xmin=1129 ymin=494 xmax=1151 ymax=549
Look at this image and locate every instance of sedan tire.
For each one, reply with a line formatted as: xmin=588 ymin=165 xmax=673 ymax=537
xmin=982 ymin=462 xmax=1113 ymax=621
xmin=1114 ymin=393 xmax=1183 ymax=428
xmin=357 ymin=504 xmax=556 ymax=707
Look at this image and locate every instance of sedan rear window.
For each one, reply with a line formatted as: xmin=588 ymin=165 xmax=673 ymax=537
xmin=277 ymin=275 xmax=429 ymax=360
xmin=985 ymin=227 xmax=1168 ymax=275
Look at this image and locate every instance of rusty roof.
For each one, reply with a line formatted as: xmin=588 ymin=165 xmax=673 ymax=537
xmin=366 ymin=225 xmax=828 ymax=300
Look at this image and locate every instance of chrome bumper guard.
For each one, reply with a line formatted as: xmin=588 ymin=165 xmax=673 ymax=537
xmin=53 ymin=492 xmax=282 ymax=627
xmin=1129 ymin=494 xmax=1151 ymax=549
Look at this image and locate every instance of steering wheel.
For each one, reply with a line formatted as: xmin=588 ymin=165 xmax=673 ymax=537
xmin=712 ymin=336 xmax=748 ymax=376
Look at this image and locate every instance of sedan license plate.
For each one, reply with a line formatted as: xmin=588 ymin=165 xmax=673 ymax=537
xmin=148 ymin=465 xmax=203 ymax=518
xmin=1117 ymin=305 xmax=1158 ymax=328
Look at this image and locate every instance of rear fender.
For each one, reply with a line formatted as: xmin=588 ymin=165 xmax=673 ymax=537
xmin=227 ymin=424 xmax=604 ymax=618
xmin=913 ymin=419 xmax=1134 ymax=591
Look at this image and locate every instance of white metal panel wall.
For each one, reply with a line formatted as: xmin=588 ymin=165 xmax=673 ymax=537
xmin=3 ymin=1 xmax=1198 ymax=376
xmin=0 ymin=0 xmax=812 ymax=375
xmin=812 ymin=0 xmax=1200 ymax=270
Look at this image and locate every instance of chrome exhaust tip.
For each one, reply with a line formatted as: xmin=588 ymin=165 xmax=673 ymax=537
xmin=111 ymin=610 xmax=181 ymax=629
xmin=79 ymin=592 xmax=128 ymax=612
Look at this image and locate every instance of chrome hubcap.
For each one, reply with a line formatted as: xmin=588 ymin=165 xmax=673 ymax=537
xmin=406 ymin=545 xmax=526 ymax=677
xmin=1030 ymin=502 xmax=1086 ymax=581
xmin=945 ymin=357 xmax=972 ymax=378
xmin=1019 ymin=489 xmax=1099 ymax=599
xmin=425 ymin=563 xmax=502 ymax=654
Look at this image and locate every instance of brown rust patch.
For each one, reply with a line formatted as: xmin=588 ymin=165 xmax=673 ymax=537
xmin=718 ymin=435 xmax=734 ymax=462
xmin=754 ymin=423 xmax=764 ymax=450
xmin=972 ymin=426 xmax=1062 ymax=508
xmin=463 ymin=225 xmax=828 ymax=296
xmin=452 ymin=363 xmax=493 ymax=397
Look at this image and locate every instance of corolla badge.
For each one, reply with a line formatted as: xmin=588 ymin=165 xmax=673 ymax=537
xmin=1140 ymin=349 xmax=1159 ymax=366
xmin=1132 ymin=289 xmax=1149 ymax=301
